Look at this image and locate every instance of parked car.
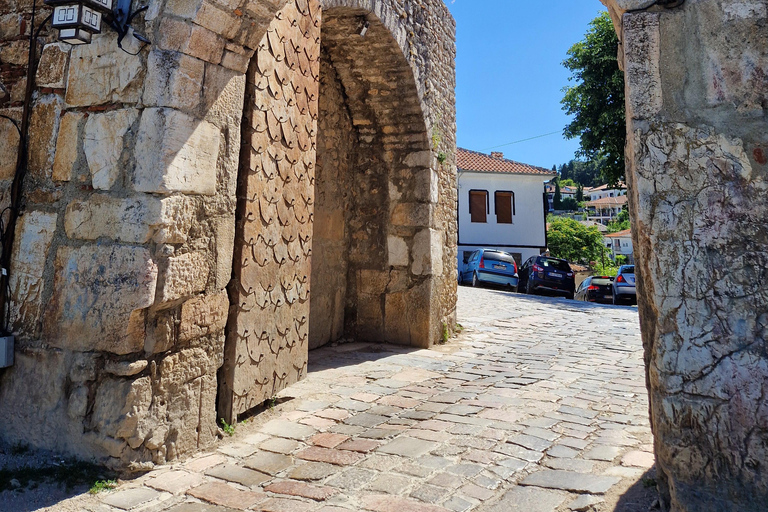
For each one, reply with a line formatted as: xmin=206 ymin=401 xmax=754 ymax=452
xmin=612 ymin=265 xmax=637 ymax=305
xmin=460 ymin=249 xmax=519 ymax=291
xmin=575 ymin=276 xmax=615 ymax=304
xmin=518 ymin=256 xmax=575 ymax=299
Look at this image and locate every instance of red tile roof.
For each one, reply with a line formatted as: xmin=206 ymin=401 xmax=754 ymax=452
xmin=457 ymin=148 xmax=556 ymax=176
xmin=586 ymin=195 xmax=628 ymax=207
xmin=605 ymin=229 xmax=632 ymax=238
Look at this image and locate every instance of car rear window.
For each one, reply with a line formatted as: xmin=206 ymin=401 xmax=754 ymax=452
xmin=540 ymin=258 xmax=571 ymax=271
xmin=622 ymin=266 xmax=635 ymax=274
xmin=592 ymin=278 xmax=613 ymax=286
xmin=484 ymin=251 xmax=516 ymax=265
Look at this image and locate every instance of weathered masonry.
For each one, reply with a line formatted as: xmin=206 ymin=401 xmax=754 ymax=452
xmin=603 ymin=1 xmax=768 ymax=510
xmin=0 ymin=0 xmax=457 ymax=469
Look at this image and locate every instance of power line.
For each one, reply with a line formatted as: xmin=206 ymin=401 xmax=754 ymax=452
xmin=482 ymin=130 xmax=563 ymax=151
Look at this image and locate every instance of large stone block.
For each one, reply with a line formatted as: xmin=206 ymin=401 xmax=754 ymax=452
xmin=0 ymin=112 xmax=19 ymax=180
xmin=36 ymin=42 xmax=69 ymax=89
xmin=28 ymin=95 xmax=63 ymax=177
xmin=157 ymin=251 xmax=210 ymax=303
xmin=83 ymin=108 xmax=140 ymax=190
xmin=65 ymin=194 xmax=160 ymax=244
xmin=44 ymin=245 xmax=158 ymax=355
xmin=9 ymin=211 xmax=58 ymax=339
xmin=65 ymin=33 xmax=144 ymax=107
xmin=133 ymin=108 xmax=220 ymax=195
xmin=92 ymin=376 xmax=152 ymax=449
xmin=178 ymin=290 xmax=229 ymax=343
xmin=52 ymin=111 xmax=84 ymax=182
xmin=143 ymin=50 xmax=205 ymax=112
xmin=412 ymin=228 xmax=444 ymax=276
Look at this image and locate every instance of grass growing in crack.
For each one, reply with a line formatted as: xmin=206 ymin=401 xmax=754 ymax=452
xmin=643 ymin=477 xmax=657 ymax=488
xmin=0 ymin=460 xmax=113 ymax=493
xmin=88 ymin=479 xmax=117 ymax=494
xmin=220 ymin=418 xmax=235 ymax=436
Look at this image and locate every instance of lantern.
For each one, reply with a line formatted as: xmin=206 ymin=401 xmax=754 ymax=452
xmin=45 ymin=0 xmax=114 ymax=44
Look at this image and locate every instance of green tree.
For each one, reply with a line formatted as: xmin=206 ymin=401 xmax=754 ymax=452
xmin=576 ymin=184 xmax=584 ymax=202
xmin=606 ymin=207 xmax=630 ymax=233
xmin=547 ymin=217 xmax=608 ymax=265
xmin=553 ymin=180 xmax=562 ymax=210
xmin=562 ymin=12 xmax=625 ymax=186
xmin=561 ymin=197 xmax=579 ymax=211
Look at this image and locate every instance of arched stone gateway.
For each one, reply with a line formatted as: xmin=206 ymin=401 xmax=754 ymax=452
xmin=0 ymin=0 xmax=456 ymax=469
xmin=0 ymin=0 xmax=766 ymax=510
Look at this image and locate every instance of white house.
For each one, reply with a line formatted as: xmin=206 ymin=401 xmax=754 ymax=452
xmin=457 ymin=148 xmax=556 ymax=273
xmin=586 ymin=195 xmax=627 ymax=225
xmin=586 ymin=183 xmax=626 ymax=201
xmin=604 ymin=229 xmax=634 ymax=263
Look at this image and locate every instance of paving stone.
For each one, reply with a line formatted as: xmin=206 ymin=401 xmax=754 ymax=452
xmin=494 ymin=443 xmax=543 ymax=462
xmin=522 ymin=427 xmax=559 ymax=442
xmin=102 ymin=487 xmax=161 ymax=510
xmin=397 ymin=462 xmax=435 ymax=478
xmin=603 ymin=465 xmax=645 ymax=479
xmin=443 ymin=496 xmax=474 ymax=512
xmin=326 ymin=467 xmax=378 ymax=490
xmin=557 ymin=437 xmax=590 ymax=450
xmin=310 ymin=433 xmax=350 ymax=449
xmin=296 ymin=446 xmax=366 ymax=466
xmin=264 ymin=480 xmax=338 ymax=501
xmin=187 ymin=482 xmax=265 ymax=510
xmin=361 ymin=494 xmax=451 ymax=512
xmin=568 ymin=494 xmax=605 ymax=511
xmin=301 ymin=416 xmax=338 ymax=429
xmin=543 ymin=458 xmax=595 ymax=473
xmin=316 ymin=409 xmax=351 ymax=421
xmin=334 ymin=399 xmax=372 ymax=412
xmin=478 ymin=486 xmax=567 ymax=512
xmin=407 ymin=429 xmax=453 ymax=443
xmin=378 ymin=437 xmax=438 ymax=457
xmin=259 ymin=497 xmax=316 ymax=512
xmin=288 ymin=462 xmax=339 ymax=481
xmin=298 ymin=400 xmax=331 ymax=412
xmin=147 ymin=470 xmax=205 ymax=494
xmin=330 ymin=424 xmax=367 ymax=436
xmin=185 ymin=454 xmax=228 ymax=472
xmin=443 ymin=405 xmax=483 ymax=416
xmin=401 ymin=410 xmax=436 ymax=421
xmin=506 ymin=434 xmax=553 ymax=453
xmin=428 ymin=472 xmax=464 ymax=489
xmin=447 ymin=463 xmax=484 ymax=478
xmin=621 ymin=450 xmax=655 ymax=468
xmin=337 ymin=439 xmax=380 ymax=453
xmin=546 ymin=445 xmax=580 ymax=458
xmin=218 ymin=443 xmax=259 ymax=458
xmin=473 ymin=473 xmax=502 ymax=489
xmin=359 ymin=454 xmax=404 ymax=471
xmin=345 ymin=413 xmax=390 ymax=428
xmin=582 ymin=445 xmax=622 ymax=462
xmin=166 ymin=504 xmax=239 ymax=512
xmin=410 ymin=483 xmax=450 ymax=504
xmin=261 ymin=437 xmax=303 ymax=454
xmin=262 ymin=420 xmax=317 ymax=440
xmin=205 ymin=464 xmax=271 ymax=487
xmin=367 ymin=473 xmax=415 ymax=494
xmin=243 ymin=452 xmax=294 ymax=475
xmin=520 ymin=470 xmax=621 ymax=494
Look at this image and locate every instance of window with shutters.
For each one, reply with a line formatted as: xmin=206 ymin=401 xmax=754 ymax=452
xmin=469 ymin=190 xmax=488 ymax=223
xmin=495 ymin=191 xmax=515 ymax=224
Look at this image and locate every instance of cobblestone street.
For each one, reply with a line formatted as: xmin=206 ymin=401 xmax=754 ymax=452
xmin=40 ymin=287 xmax=655 ymax=512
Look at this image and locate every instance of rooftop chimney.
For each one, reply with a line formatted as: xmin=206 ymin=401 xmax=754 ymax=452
xmin=490 ymin=151 xmax=504 ymax=159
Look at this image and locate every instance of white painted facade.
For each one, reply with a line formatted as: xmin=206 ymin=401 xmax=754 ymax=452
xmin=587 ymin=186 xmax=626 ymax=201
xmin=457 ymin=171 xmax=550 ymax=273
xmin=604 ymin=231 xmax=634 ymax=263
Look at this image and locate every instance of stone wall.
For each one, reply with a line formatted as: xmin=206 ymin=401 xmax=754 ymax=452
xmin=0 ymin=0 xmax=455 ymax=468
xmin=603 ymin=0 xmax=768 ymax=510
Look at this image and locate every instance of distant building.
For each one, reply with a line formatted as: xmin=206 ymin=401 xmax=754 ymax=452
xmin=605 ymin=229 xmax=634 ymax=263
xmin=585 ymin=183 xmax=627 ymax=202
xmin=545 ymin=182 xmax=578 ymax=211
xmin=585 ymin=195 xmax=628 ymax=225
xmin=457 ymin=148 xmax=556 ymax=273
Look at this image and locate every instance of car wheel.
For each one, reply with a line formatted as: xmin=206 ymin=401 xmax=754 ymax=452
xmin=612 ymin=293 xmax=619 ymax=306
xmin=526 ymin=279 xmax=534 ymax=295
xmin=472 ymin=272 xmax=479 ymax=288
xmin=566 ymin=293 xmax=574 ymax=300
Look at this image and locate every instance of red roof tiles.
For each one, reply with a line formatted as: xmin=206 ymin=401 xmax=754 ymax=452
xmin=457 ymin=148 xmax=555 ymax=176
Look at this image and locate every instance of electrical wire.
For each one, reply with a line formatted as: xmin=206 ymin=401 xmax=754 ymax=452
xmin=482 ymin=130 xmax=563 ymax=151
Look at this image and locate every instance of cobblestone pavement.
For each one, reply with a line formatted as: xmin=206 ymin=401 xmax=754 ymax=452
xmin=42 ymin=288 xmax=655 ymax=512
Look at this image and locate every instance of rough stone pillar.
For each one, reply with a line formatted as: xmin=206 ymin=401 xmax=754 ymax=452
xmin=604 ymin=1 xmax=768 ymax=510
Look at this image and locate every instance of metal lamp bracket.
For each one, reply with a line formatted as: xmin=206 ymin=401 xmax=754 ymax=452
xmin=109 ymin=0 xmax=151 ymax=49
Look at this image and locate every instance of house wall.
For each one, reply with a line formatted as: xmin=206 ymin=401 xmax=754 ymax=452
xmin=458 ymin=172 xmax=549 ymax=248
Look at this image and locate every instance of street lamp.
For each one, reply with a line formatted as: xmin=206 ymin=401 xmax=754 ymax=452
xmin=44 ymin=0 xmax=149 ymax=48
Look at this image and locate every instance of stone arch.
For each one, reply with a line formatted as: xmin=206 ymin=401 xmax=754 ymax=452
xmin=0 ymin=0 xmax=456 ymax=467
xmin=217 ymin=0 xmax=445 ymax=423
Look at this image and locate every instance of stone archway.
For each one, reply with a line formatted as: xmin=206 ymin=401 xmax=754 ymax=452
xmin=218 ymin=0 xmax=440 ymax=423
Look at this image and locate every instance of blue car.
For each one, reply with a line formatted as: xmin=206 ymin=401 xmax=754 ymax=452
xmin=612 ymin=265 xmax=637 ymax=305
xmin=460 ymin=249 xmax=519 ymax=291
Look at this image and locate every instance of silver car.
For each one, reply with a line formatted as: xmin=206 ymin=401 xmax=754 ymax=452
xmin=612 ymin=265 xmax=636 ymax=305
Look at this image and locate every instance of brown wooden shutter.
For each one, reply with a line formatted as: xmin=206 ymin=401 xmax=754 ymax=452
xmin=470 ymin=191 xmax=487 ymax=223
xmin=495 ymin=192 xmax=514 ymax=224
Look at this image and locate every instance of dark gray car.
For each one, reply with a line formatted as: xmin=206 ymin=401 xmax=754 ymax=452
xmin=612 ymin=265 xmax=636 ymax=305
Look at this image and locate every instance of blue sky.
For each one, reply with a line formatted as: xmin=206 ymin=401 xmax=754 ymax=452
xmin=444 ymin=1 xmax=609 ymax=170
